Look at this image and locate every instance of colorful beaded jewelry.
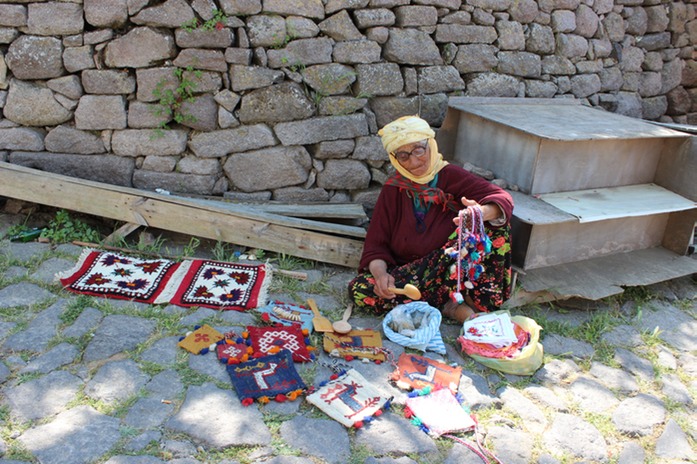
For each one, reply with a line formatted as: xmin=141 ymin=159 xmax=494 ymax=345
xmin=447 ymin=205 xmax=492 ymax=304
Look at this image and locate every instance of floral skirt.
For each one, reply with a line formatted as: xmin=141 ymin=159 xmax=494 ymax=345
xmin=348 ymin=225 xmax=512 ymax=314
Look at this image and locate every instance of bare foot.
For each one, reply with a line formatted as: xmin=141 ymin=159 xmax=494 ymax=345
xmin=443 ymin=301 xmax=475 ymax=323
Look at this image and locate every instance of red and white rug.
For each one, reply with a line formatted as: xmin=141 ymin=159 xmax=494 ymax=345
xmin=57 ymin=249 xmax=272 ymax=311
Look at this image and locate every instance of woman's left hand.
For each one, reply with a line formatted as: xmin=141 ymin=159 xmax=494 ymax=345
xmin=453 ymin=197 xmax=502 ymax=225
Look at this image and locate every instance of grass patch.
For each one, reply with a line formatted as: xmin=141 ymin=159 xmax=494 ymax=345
xmin=59 ymin=295 xmax=94 ymax=325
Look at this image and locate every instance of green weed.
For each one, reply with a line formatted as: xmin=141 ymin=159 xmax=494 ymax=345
xmin=40 ymin=210 xmax=102 ymax=244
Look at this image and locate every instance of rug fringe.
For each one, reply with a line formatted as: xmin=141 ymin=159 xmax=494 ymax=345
xmin=54 ymin=248 xmax=96 ymax=282
xmin=154 ymin=259 xmax=193 ymax=304
xmin=256 ymin=259 xmax=274 ymax=309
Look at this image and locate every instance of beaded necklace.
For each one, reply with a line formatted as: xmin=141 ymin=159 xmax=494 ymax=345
xmin=449 ymin=205 xmax=492 ymax=304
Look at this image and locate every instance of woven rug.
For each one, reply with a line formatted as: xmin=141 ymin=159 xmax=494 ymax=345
xmin=57 ymin=249 xmax=271 ymax=311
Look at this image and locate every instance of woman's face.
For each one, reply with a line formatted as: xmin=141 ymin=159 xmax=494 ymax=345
xmin=393 ymin=139 xmax=431 ymax=177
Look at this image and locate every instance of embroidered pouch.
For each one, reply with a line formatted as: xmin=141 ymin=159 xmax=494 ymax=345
xmin=306 ymin=369 xmax=391 ymax=428
xmin=391 ymin=353 xmax=462 ymax=394
xmin=178 ymin=324 xmax=224 ymax=355
xmin=405 ymin=388 xmax=475 ymax=437
xmin=226 ymin=350 xmax=305 ymax=406
xmin=323 ymin=329 xmax=386 ymax=362
xmin=257 ymin=300 xmax=314 ymax=333
xmin=246 ymin=325 xmax=314 ymax=362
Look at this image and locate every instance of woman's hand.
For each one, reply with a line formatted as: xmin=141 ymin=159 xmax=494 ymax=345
xmin=368 ymin=259 xmax=396 ymax=299
xmin=453 ymin=197 xmax=503 ymax=226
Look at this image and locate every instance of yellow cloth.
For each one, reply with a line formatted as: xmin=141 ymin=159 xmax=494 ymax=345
xmin=378 ymin=115 xmax=448 ymax=184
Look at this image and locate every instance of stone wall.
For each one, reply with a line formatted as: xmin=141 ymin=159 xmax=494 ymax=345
xmin=0 ymin=0 xmax=695 ymax=209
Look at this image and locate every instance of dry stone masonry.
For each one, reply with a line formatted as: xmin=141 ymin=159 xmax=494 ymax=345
xmin=0 ymin=0 xmax=695 ymax=205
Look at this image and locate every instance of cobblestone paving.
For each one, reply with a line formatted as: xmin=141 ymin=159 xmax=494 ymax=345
xmin=0 ymin=235 xmax=695 ymax=464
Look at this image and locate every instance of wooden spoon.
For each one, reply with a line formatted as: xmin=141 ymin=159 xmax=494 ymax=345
xmin=332 ymin=304 xmax=353 ymax=334
xmin=307 ymin=298 xmax=333 ymax=332
xmin=388 ymin=283 xmax=422 ymax=300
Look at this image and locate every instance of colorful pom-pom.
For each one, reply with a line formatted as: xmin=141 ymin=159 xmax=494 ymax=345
xmin=261 ymin=313 xmax=271 ymax=322
xmin=241 ymin=398 xmax=254 ymax=407
xmin=258 ymin=396 xmax=270 ymax=404
xmin=353 ymin=421 xmax=364 ymax=429
xmin=275 ymin=394 xmax=287 ymax=403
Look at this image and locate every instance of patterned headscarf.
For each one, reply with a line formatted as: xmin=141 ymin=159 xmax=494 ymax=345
xmin=378 ymin=115 xmax=448 ymax=184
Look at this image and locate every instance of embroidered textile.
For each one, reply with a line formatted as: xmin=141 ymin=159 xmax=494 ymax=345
xmin=391 ymin=353 xmax=462 ymax=394
xmin=306 ymin=369 xmax=391 ymax=428
xmin=57 ymin=249 xmax=180 ymax=304
xmin=405 ymin=388 xmax=475 ymax=437
xmin=246 ymin=325 xmax=314 ymax=362
xmin=178 ymin=325 xmax=224 ymax=354
xmin=216 ymin=338 xmax=253 ymax=365
xmin=57 ymin=249 xmax=272 ymax=311
xmin=169 ymin=259 xmax=271 ymax=310
xmin=226 ymin=350 xmax=305 ymax=405
xmin=257 ymin=300 xmax=314 ymax=333
xmin=323 ymin=329 xmax=386 ymax=362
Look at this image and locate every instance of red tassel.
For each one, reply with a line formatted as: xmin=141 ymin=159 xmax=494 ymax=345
xmin=353 ymin=421 xmax=364 ymax=428
xmin=261 ymin=313 xmax=271 ymax=322
xmin=344 ymin=355 xmax=354 ymax=362
xmin=374 ymin=410 xmax=383 ymax=417
xmin=275 ymin=394 xmax=287 ymax=402
xmin=241 ymin=398 xmax=254 ymax=407
xmin=329 ymin=373 xmax=338 ymax=380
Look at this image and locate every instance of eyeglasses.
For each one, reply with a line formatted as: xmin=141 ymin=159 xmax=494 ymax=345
xmin=391 ymin=142 xmax=428 ymax=163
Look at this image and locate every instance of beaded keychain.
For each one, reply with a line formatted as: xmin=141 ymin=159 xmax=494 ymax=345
xmin=447 ymin=205 xmax=492 ymax=305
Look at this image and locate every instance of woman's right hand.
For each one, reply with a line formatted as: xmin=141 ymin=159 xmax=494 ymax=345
xmin=368 ymin=259 xmax=396 ymax=299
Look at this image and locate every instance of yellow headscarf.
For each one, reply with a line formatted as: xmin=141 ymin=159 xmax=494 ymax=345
xmin=378 ymin=115 xmax=448 ymax=184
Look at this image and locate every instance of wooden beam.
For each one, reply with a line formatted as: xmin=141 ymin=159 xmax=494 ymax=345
xmin=103 ymin=222 xmax=141 ymax=245
xmin=0 ymin=162 xmax=364 ymax=268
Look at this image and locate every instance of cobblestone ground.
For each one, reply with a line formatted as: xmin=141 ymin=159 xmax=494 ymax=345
xmin=0 ymin=214 xmax=695 ymax=464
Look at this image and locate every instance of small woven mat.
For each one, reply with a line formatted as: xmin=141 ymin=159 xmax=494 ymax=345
xmin=226 ymin=349 xmax=305 ymax=405
xmin=391 ymin=353 xmax=462 ymax=394
xmin=306 ymin=369 xmax=391 ymax=428
xmin=323 ymin=329 xmax=386 ymax=362
xmin=405 ymin=388 xmax=475 ymax=437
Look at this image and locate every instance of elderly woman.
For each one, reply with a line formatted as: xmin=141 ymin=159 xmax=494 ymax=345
xmin=348 ymin=115 xmax=514 ymax=323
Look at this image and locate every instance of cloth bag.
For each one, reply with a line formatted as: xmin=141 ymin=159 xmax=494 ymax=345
xmin=382 ymin=302 xmax=446 ymax=355
xmin=457 ymin=312 xmax=544 ymax=376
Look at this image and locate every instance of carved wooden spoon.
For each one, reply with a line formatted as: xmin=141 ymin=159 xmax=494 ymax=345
xmin=388 ymin=283 xmax=422 ymax=300
xmin=332 ymin=304 xmax=353 ymax=334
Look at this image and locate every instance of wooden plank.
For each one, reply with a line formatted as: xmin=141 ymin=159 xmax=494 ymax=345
xmin=220 ymin=200 xmax=368 ymax=220
xmin=517 ymin=247 xmax=697 ymax=300
xmin=446 ymin=98 xmax=688 ymax=141
xmin=538 ymin=183 xmax=696 ymax=223
xmin=181 ymin=197 xmax=366 ymax=238
xmin=509 ymin=190 xmax=577 ymax=225
xmin=103 ymin=222 xmax=141 ymax=245
xmin=0 ymin=162 xmax=364 ymax=268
